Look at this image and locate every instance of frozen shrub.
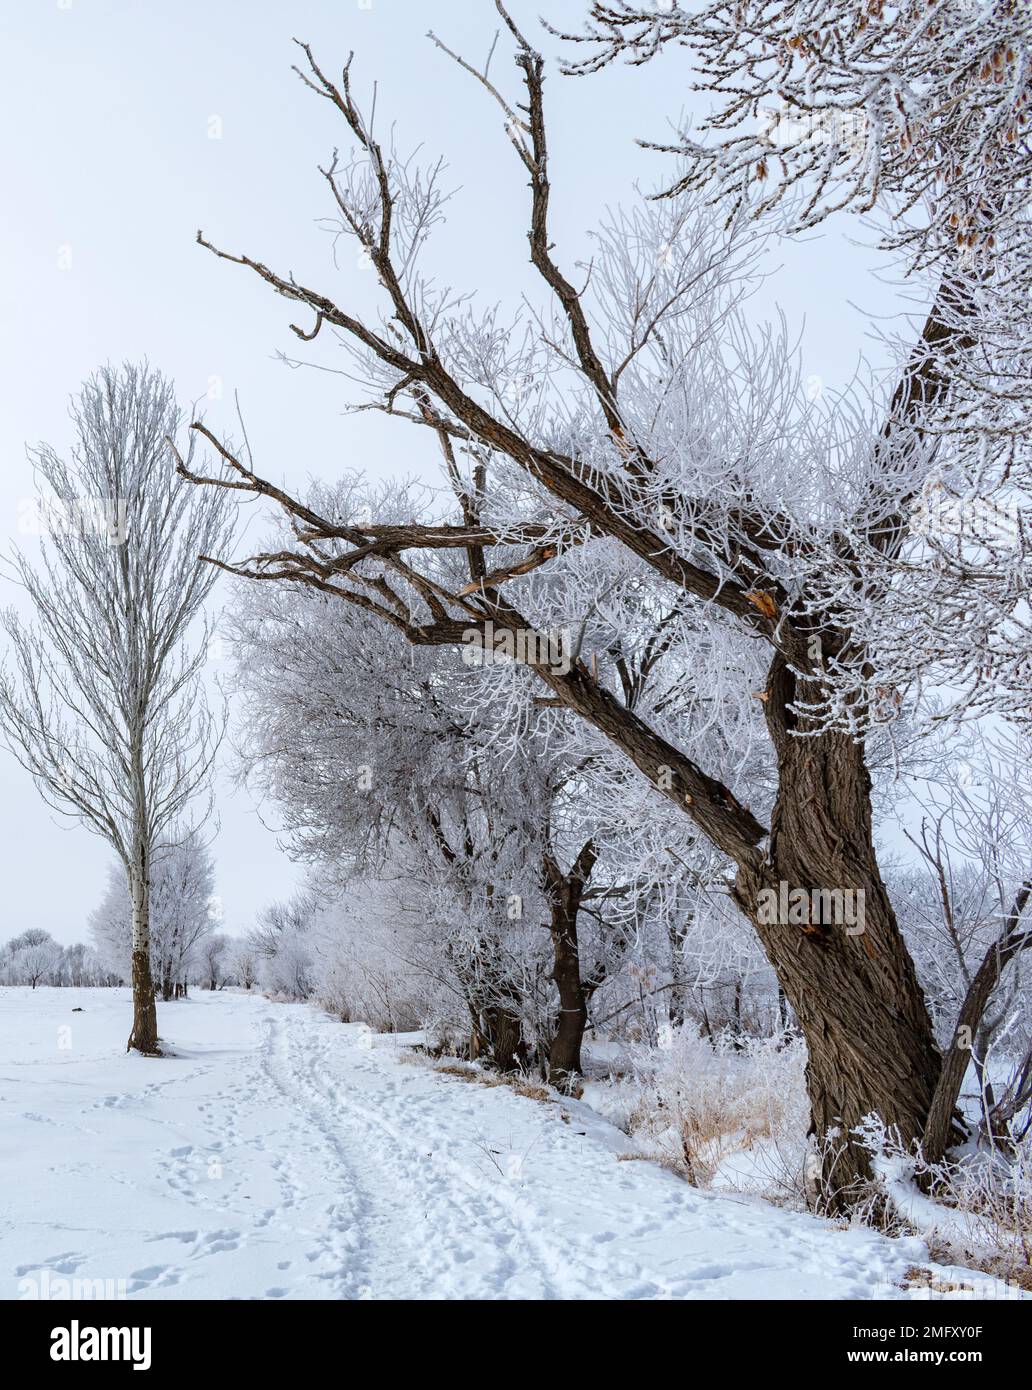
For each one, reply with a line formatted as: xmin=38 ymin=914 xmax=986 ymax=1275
xmin=624 ymin=1028 xmax=809 ymax=1199
xmin=859 ymin=1114 xmax=1032 ymax=1286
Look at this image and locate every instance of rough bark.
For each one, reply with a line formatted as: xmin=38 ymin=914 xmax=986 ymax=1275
xmin=478 ymin=1001 xmax=527 ymax=1073
xmin=730 ymin=657 xmax=942 ymax=1209
xmin=544 ymin=842 xmax=597 ymax=1090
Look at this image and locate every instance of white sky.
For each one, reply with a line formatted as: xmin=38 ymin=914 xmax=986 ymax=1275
xmin=0 ymin=0 xmax=911 ymax=945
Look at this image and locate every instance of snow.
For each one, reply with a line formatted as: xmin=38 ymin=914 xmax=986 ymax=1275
xmin=0 ymin=987 xmax=1020 ymax=1301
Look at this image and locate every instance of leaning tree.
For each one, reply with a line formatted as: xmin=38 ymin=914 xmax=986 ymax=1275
xmin=0 ymin=365 xmax=231 ymax=1053
xmin=177 ymin=4 xmax=1029 ymax=1204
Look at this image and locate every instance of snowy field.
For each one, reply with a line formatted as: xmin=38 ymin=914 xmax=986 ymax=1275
xmin=0 ymin=987 xmax=1016 ymax=1301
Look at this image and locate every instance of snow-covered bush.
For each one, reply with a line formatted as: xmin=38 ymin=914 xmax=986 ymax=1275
xmin=614 ymin=1028 xmax=809 ymax=1200
xmin=858 ymin=1115 xmax=1032 ymax=1284
xmin=305 ymin=880 xmax=441 ymax=1032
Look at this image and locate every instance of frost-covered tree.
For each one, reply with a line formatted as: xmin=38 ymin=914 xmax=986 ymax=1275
xmin=90 ymin=831 xmax=217 ymax=1000
xmin=0 ymin=937 xmax=115 ymax=988
xmin=199 ymin=933 xmax=229 ymax=991
xmin=891 ymin=733 xmax=1032 ymax=1155
xmin=227 ymin=937 xmax=258 ymax=991
xmin=556 ymin=0 xmax=1032 ymax=723
xmin=57 ymin=941 xmax=114 ymax=988
xmin=0 ymin=364 xmax=232 ymax=1051
xmin=247 ymin=889 xmax=319 ymax=999
xmin=226 ymin=498 xmax=723 ymax=1084
xmin=559 ymin=3 xmax=1030 ymax=267
xmin=4 ymin=929 xmax=61 ymax=988
xmin=180 ymin=13 xmax=1030 ymax=1203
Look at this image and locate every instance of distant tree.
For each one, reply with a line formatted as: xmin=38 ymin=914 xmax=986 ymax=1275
xmin=227 ymin=939 xmax=257 ymax=990
xmin=247 ymin=891 xmax=318 ymax=999
xmin=7 ymin=929 xmax=61 ymax=988
xmin=200 ymin=933 xmax=229 ymax=991
xmin=90 ymin=831 xmax=217 ymax=1000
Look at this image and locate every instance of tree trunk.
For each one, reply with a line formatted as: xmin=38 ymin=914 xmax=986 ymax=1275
xmin=667 ymin=916 xmax=691 ymax=1029
xmin=480 ymin=1001 xmax=527 ymax=1073
xmin=732 ymin=657 xmax=943 ymax=1211
xmin=548 ymin=888 xmax=588 ymax=1090
xmin=544 ymin=843 xmax=597 ymax=1091
xmin=127 ymin=861 xmax=159 ymax=1055
xmin=923 ymin=878 xmax=1031 ymax=1163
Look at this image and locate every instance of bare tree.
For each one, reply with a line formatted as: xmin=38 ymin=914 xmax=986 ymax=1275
xmin=895 ymin=739 xmax=1032 ymax=1160
xmin=176 ymin=13 xmax=1028 ymax=1205
xmin=200 ymin=933 xmax=230 ymax=991
xmin=0 ymin=364 xmax=232 ymax=1053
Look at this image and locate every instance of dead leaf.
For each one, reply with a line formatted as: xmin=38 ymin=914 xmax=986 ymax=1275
xmin=745 ymin=590 xmax=778 ymax=621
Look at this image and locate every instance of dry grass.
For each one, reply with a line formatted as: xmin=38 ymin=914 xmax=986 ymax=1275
xmin=624 ymin=1031 xmax=809 ymax=1197
xmin=921 ymin=1243 xmax=1032 ymax=1294
xmin=397 ymin=1048 xmax=570 ymax=1106
xmin=859 ymin=1115 xmax=1032 ymax=1291
xmin=616 ymin=1149 xmax=692 ymax=1178
xmin=425 ymin=1058 xmax=554 ymax=1103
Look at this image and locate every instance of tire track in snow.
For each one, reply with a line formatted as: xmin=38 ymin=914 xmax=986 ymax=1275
xmin=269 ymin=1011 xmax=573 ymax=1298
xmin=256 ymin=1013 xmax=368 ymax=1297
xmin=296 ymin=1024 xmax=671 ymax=1298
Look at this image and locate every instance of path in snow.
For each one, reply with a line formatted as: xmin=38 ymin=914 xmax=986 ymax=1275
xmin=0 ymin=988 xmax=1005 ymax=1300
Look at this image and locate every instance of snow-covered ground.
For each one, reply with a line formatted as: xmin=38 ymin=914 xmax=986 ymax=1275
xmin=0 ymin=987 xmax=1017 ymax=1300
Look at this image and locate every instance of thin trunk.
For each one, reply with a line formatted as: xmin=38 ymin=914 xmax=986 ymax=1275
xmin=923 ymin=878 xmax=1032 ymax=1163
xmin=126 ymin=859 xmax=159 ymax=1055
xmin=548 ymin=891 xmax=588 ymax=1090
xmin=667 ymin=916 xmax=691 ymax=1029
xmin=778 ymin=986 xmax=790 ymax=1032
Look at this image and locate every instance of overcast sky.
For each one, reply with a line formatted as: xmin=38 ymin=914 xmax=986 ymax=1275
xmin=0 ymin=0 xmax=910 ymax=945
